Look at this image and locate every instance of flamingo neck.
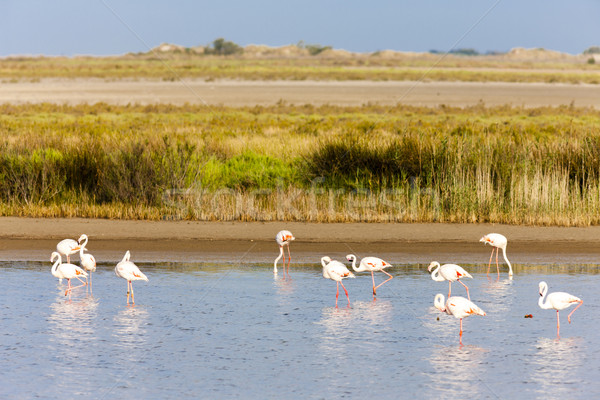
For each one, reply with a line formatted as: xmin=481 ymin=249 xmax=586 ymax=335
xmin=51 ymin=256 xmax=61 ymax=274
xmin=430 ymin=264 xmax=445 ymax=282
xmin=274 ymin=246 xmax=284 ymax=268
xmin=348 ymin=256 xmax=358 ymax=271
xmin=501 ymin=246 xmax=513 ymax=276
xmin=434 ymin=294 xmax=446 ymax=312
xmin=538 ymin=285 xmax=552 ymax=309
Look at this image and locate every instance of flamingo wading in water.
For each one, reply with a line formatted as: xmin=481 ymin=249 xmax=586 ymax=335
xmin=78 ymin=234 xmax=96 ymax=291
xmin=51 ymin=252 xmax=88 ymax=297
xmin=479 ymin=233 xmax=513 ymax=278
xmin=538 ymin=281 xmax=583 ymax=338
xmin=274 ymin=230 xmax=295 ymax=275
xmin=56 ymin=237 xmax=81 ymax=264
xmin=346 ymin=254 xmax=393 ymax=297
xmin=434 ymin=294 xmax=486 ymax=345
xmin=322 ymin=256 xmax=355 ymax=307
xmin=428 ymin=261 xmax=473 ymax=300
xmin=115 ymin=250 xmax=148 ymax=305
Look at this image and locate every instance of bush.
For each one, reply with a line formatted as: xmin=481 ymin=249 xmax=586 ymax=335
xmin=204 ymin=38 xmax=243 ymax=56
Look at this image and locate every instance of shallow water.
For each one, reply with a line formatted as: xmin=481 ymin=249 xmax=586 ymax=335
xmin=1 ymin=261 xmax=599 ymax=399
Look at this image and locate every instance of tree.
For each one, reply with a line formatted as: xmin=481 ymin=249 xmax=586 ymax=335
xmin=204 ymin=38 xmax=243 ymax=55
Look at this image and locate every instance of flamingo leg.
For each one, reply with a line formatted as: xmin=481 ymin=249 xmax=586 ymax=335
xmin=371 ymin=271 xmax=377 ymax=296
xmin=495 ymin=248 xmax=500 ymax=279
xmin=448 ymin=281 xmax=452 ymax=298
xmin=89 ymin=271 xmax=93 ymax=293
xmin=68 ymin=281 xmax=87 ymax=292
xmin=487 ymin=249 xmax=494 ymax=276
xmin=131 ymin=282 xmax=135 ymax=305
xmin=556 ymin=310 xmax=560 ymax=337
xmin=374 ymin=270 xmax=393 ymax=293
xmin=340 ymin=281 xmax=350 ymax=306
xmin=335 ymin=282 xmax=340 ymax=307
xmin=65 ymin=279 xmax=72 ymax=297
xmin=567 ymin=300 xmax=583 ymax=323
xmin=458 ymin=279 xmax=470 ymax=300
xmin=459 ymin=318 xmax=464 ymax=345
xmin=286 ymin=245 xmax=292 ymax=276
xmin=126 ymin=281 xmax=131 ymax=304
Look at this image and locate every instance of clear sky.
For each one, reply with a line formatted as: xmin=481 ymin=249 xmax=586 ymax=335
xmin=1 ymin=0 xmax=599 ymax=57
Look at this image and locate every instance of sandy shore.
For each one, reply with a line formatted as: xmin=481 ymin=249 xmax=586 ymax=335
xmin=2 ymin=217 xmax=600 ymax=264
xmin=1 ymin=79 xmax=598 ymax=108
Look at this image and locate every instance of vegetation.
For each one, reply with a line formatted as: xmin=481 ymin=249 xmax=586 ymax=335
xmin=203 ymin=38 xmax=243 ymax=56
xmin=1 ymin=103 xmax=600 ymax=225
xmin=1 ymin=52 xmax=599 ymax=83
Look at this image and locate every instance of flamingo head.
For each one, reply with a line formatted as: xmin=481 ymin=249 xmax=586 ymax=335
xmin=50 ymin=252 xmax=61 ymax=263
xmin=479 ymin=235 xmax=490 ymax=244
xmin=77 ymin=234 xmax=88 ymax=244
xmin=538 ymin=281 xmax=547 ymax=297
xmin=427 ymin=261 xmax=440 ymax=272
xmin=434 ymin=294 xmax=447 ymax=313
xmin=321 ymin=256 xmax=332 ymax=267
xmin=346 ymin=254 xmax=356 ymax=262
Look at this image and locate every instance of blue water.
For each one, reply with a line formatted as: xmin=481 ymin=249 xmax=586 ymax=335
xmin=1 ymin=261 xmax=599 ymax=399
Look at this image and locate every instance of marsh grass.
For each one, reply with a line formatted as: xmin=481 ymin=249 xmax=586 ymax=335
xmin=1 ymin=55 xmax=599 ymax=83
xmin=1 ymin=103 xmax=600 ymax=225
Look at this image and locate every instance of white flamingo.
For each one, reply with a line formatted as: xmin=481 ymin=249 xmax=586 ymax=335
xmin=115 ymin=250 xmax=148 ymax=305
xmin=428 ymin=261 xmax=473 ymax=300
xmin=346 ymin=254 xmax=393 ymax=297
xmin=78 ymin=234 xmax=96 ymax=291
xmin=479 ymin=233 xmax=513 ymax=278
xmin=322 ymin=256 xmax=355 ymax=307
xmin=538 ymin=281 xmax=583 ymax=337
xmin=434 ymin=294 xmax=486 ymax=345
xmin=274 ymin=230 xmax=295 ymax=275
xmin=56 ymin=237 xmax=81 ymax=264
xmin=51 ymin=251 xmax=88 ymax=297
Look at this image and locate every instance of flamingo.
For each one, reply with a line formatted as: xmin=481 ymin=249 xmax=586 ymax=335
xmin=434 ymin=294 xmax=486 ymax=345
xmin=50 ymin=252 xmax=88 ymax=297
xmin=322 ymin=256 xmax=355 ymax=307
xmin=274 ymin=230 xmax=295 ymax=275
xmin=115 ymin=250 xmax=148 ymax=305
xmin=78 ymin=234 xmax=96 ymax=291
xmin=56 ymin=237 xmax=81 ymax=264
xmin=538 ymin=281 xmax=583 ymax=338
xmin=428 ymin=261 xmax=473 ymax=300
xmin=479 ymin=233 xmax=513 ymax=278
xmin=346 ymin=254 xmax=393 ymax=297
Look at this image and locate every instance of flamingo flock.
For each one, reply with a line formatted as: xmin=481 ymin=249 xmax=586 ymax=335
xmin=46 ymin=228 xmax=584 ymax=343
xmin=51 ymin=234 xmax=149 ymax=305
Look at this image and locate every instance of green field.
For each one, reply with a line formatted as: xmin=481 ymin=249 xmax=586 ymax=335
xmin=1 ymin=102 xmax=600 ymax=225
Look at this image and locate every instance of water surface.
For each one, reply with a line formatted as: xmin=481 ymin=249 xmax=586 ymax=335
xmin=1 ymin=261 xmax=599 ymax=399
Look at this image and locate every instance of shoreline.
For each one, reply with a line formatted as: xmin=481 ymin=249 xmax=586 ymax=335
xmin=1 ymin=79 xmax=599 ymax=108
xmin=2 ymin=217 xmax=600 ymax=264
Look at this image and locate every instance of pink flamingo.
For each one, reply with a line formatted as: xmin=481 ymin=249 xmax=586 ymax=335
xmin=428 ymin=261 xmax=473 ymax=300
xmin=78 ymin=234 xmax=97 ymax=291
xmin=115 ymin=251 xmax=149 ymax=305
xmin=322 ymin=256 xmax=355 ymax=307
xmin=51 ymin=252 xmax=88 ymax=297
xmin=479 ymin=233 xmax=513 ymax=278
xmin=538 ymin=281 xmax=583 ymax=338
xmin=434 ymin=294 xmax=486 ymax=345
xmin=274 ymin=230 xmax=295 ymax=275
xmin=56 ymin=237 xmax=81 ymax=264
xmin=346 ymin=254 xmax=393 ymax=297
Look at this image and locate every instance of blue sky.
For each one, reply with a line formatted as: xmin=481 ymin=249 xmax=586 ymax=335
xmin=1 ymin=0 xmax=599 ymax=56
